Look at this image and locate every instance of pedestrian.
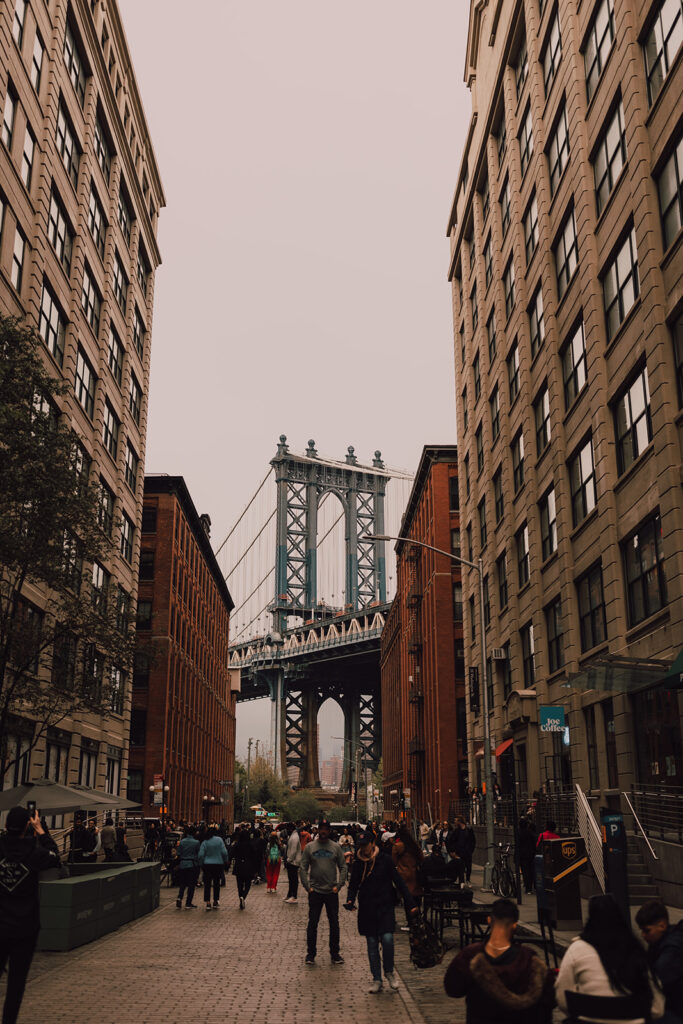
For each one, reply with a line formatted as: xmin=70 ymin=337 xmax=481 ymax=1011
xmin=199 ymin=823 xmax=228 ymax=911
xmin=344 ymin=829 xmax=418 ymax=993
xmin=299 ymin=818 xmax=347 ymax=966
xmin=518 ymin=819 xmax=537 ymax=895
xmin=555 ymin=894 xmax=665 ymax=1023
xmin=422 ymin=843 xmax=448 ymax=885
xmin=176 ymin=826 xmax=200 ymax=909
xmin=265 ymin=831 xmax=282 ymax=893
xmin=0 ymin=808 xmax=60 ymax=1024
xmin=115 ymin=821 xmax=132 ymax=861
xmin=251 ymin=827 xmax=267 ymax=886
xmin=445 ymin=897 xmax=555 ymax=1024
xmin=392 ymin=827 xmax=424 ymax=905
xmin=446 ymin=848 xmax=465 ymax=884
xmin=448 ymin=817 xmax=476 ymax=883
xmin=284 ymin=825 xmax=302 ymax=904
xmin=230 ymin=826 xmax=257 ymax=909
xmin=419 ymin=819 xmax=430 ymax=853
xmin=82 ymin=817 xmax=100 ymax=862
xmin=100 ymin=816 xmax=117 ymax=862
xmin=535 ymin=821 xmax=559 ymax=848
xmin=635 ymin=900 xmax=683 ymax=1022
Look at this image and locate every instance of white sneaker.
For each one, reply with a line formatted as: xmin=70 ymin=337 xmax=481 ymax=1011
xmin=385 ymin=971 xmax=399 ymax=990
xmin=367 ymin=980 xmax=382 ymax=994
xmin=288 ymin=897 xmax=298 ymax=903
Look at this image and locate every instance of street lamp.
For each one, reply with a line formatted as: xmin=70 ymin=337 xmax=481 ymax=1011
xmin=149 ymin=780 xmax=170 ymax=832
xmin=202 ymin=794 xmax=217 ymax=822
xmin=332 ymin=735 xmax=364 ymax=821
xmin=367 ymin=532 xmax=496 ymax=889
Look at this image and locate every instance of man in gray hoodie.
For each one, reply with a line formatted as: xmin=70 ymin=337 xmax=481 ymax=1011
xmin=299 ymin=819 xmax=347 ymax=966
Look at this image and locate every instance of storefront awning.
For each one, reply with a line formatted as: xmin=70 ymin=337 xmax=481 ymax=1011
xmin=495 ymin=738 xmax=514 ymax=759
xmin=564 ymin=654 xmax=672 ymax=694
xmin=661 ymin=647 xmax=683 ymax=688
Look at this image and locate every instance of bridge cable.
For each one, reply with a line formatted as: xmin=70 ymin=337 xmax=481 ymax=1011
xmin=231 ymin=566 xmax=275 ymax=620
xmin=224 ymin=509 xmax=276 ymax=581
xmin=231 ymin=597 xmax=274 ymax=643
xmin=214 ymin=467 xmax=274 ymax=559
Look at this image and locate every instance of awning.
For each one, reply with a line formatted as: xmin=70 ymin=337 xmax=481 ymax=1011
xmin=565 ymin=655 xmax=671 ymax=693
xmin=495 ymin=738 xmax=514 ymax=759
xmin=474 ymin=746 xmax=484 ymax=758
xmin=661 ymin=647 xmax=683 ymax=688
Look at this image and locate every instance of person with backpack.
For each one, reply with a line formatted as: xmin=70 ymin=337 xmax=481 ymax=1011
xmin=265 ymin=831 xmax=282 ymax=893
xmin=344 ymin=830 xmax=418 ymax=993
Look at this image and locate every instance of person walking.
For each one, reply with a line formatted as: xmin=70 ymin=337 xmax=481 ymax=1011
xmin=100 ymin=816 xmax=117 ymax=862
xmin=299 ymin=818 xmax=347 ymax=966
xmin=448 ymin=816 xmax=476 ymax=883
xmin=0 ymin=808 xmax=61 ymax=1024
xmin=636 ymin=900 xmax=683 ymax=1022
xmin=392 ymin=827 xmax=424 ymax=905
xmin=284 ymin=825 xmax=302 ymax=904
xmin=445 ymin=898 xmax=555 ymax=1024
xmin=230 ymin=826 xmax=256 ymax=909
xmin=419 ymin=819 xmax=431 ymax=854
xmin=176 ymin=826 xmax=200 ymax=909
xmin=344 ymin=829 xmax=418 ymax=993
xmin=518 ymin=819 xmax=537 ymax=895
xmin=251 ymin=827 xmax=267 ymax=886
xmin=199 ymin=823 xmax=228 ymax=910
xmin=555 ymin=894 xmax=665 ymax=1023
xmin=265 ymin=831 xmax=282 ymax=893
xmin=535 ymin=821 xmax=559 ymax=847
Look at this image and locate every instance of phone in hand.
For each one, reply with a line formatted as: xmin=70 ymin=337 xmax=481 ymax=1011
xmin=27 ymin=800 xmax=37 ymax=818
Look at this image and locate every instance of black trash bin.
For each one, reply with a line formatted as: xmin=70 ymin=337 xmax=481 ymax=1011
xmin=541 ymin=837 xmax=587 ymax=931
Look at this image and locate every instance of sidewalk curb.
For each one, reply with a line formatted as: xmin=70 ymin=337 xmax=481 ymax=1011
xmin=396 ymin=967 xmax=430 ymax=1024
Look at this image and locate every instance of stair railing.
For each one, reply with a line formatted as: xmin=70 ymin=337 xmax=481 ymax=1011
xmin=575 ymin=783 xmax=605 ymax=891
xmin=622 ymin=791 xmax=658 ymax=861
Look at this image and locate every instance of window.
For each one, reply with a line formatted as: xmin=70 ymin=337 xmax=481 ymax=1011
xmin=62 ymin=532 xmax=82 ymax=593
xmin=508 ymin=341 xmax=520 ymax=402
xmin=585 ymin=705 xmax=600 ymax=788
xmin=534 ymin=384 xmax=551 ymax=454
xmin=548 ymin=102 xmax=570 ymax=195
xmin=462 ymin=386 xmax=468 ymax=434
xmin=483 ymin=577 xmax=491 ymax=629
xmin=98 ymin=478 xmax=115 ymax=536
xmin=500 ymin=176 xmax=511 ymax=235
xmin=464 ymin=453 xmax=470 ymax=497
xmin=139 ymin=550 xmax=155 ymax=581
xmin=502 ymin=641 xmax=512 ymax=699
xmin=2 ymin=87 xmax=16 ymax=149
xmin=469 ymin=238 xmax=475 ymax=271
xmin=512 ymin=430 xmax=525 ymax=492
xmin=102 ymin=401 xmax=119 ymax=460
xmin=91 ymin=561 xmax=109 ymax=615
xmin=577 ymin=562 xmax=607 ymax=651
xmin=584 ymin=0 xmax=615 ymax=104
xmin=614 ymin=365 xmax=652 ymax=474
xmin=569 ymin=435 xmax=597 ymax=526
xmin=105 ymin=742 xmax=122 ymax=786
xmin=469 ymin=595 xmax=476 ymax=643
xmin=129 ymin=373 xmax=142 ymax=425
xmin=603 ymin=227 xmax=639 ymax=341
xmin=88 ymin=184 xmax=106 ymax=259
xmin=540 ymin=486 xmax=558 ymax=560
xmin=11 ymin=226 xmax=25 ymax=292
xmin=603 ymin=698 xmax=618 ymax=787
xmin=118 ymin=187 xmax=132 ymax=245
xmin=52 ymin=631 xmax=76 ymax=689
xmin=130 ymin=710 xmax=146 ymax=747
xmin=503 ymin=257 xmax=516 ymax=318
xmin=471 ymin=281 xmax=479 ymax=332
xmin=476 ymin=422 xmax=484 ymax=473
xmin=487 ymin=309 xmax=496 ymax=364
xmin=453 ymin=582 xmax=463 ymax=620
xmin=13 ymin=0 xmax=27 ymax=47
xmin=75 ymin=347 xmax=96 ymax=418
xmin=657 ymin=132 xmax=683 ymax=250
xmin=127 ymin=767 xmax=143 ymax=803
xmin=133 ymin=308 xmax=145 ymax=359
xmin=45 ymin=735 xmax=70 ymax=786
xmin=64 ymin=21 xmax=87 ymax=105
xmin=473 ymin=351 xmax=481 ymax=400
xmin=478 ymin=498 xmax=488 ymax=549
xmin=39 ymin=280 xmax=66 ymax=367
xmin=48 ymin=189 xmax=73 ymax=273
xmin=107 ymin=326 xmax=123 ymax=386
xmin=484 ymin=234 xmax=493 ymax=288
xmin=673 ymin=313 xmax=683 ymax=409
xmin=494 ymin=467 xmax=504 ymax=523
xmin=519 ymin=106 xmax=534 ymax=177
xmin=112 ymin=252 xmax=128 ymax=313
xmin=521 ymin=621 xmax=535 ymax=685
xmin=137 ymin=243 xmax=150 ymax=294
xmin=136 ymin=600 xmax=152 ymax=629
xmin=81 ymin=266 xmax=101 ymax=335
xmin=94 ymin=116 xmax=111 ymax=181
xmin=593 ymin=101 xmax=626 ymax=216
xmin=21 ymin=124 xmax=35 ymax=189
xmin=545 ymin=597 xmax=564 ymax=672
xmin=523 ymin=192 xmax=539 ymax=264
xmin=542 ymin=11 xmax=562 ymax=95
xmin=31 ymin=32 xmax=44 ymax=92
xmin=83 ymin=645 xmax=104 ymax=700
xmin=497 ymin=550 xmax=509 ymax=608
xmin=516 ymin=522 xmax=530 ymax=587
xmin=554 ymin=208 xmax=578 ymax=299
xmin=460 ymin=321 xmax=465 ymax=365
xmin=55 ymin=102 xmax=80 ymax=189
xmin=466 ymin=522 xmax=472 ymax=560
xmin=622 ymin=512 xmax=667 ymax=626
xmin=562 ymin=319 xmax=587 ymax=408
xmin=644 ymin=0 xmax=683 ymax=105
xmin=481 ymin=177 xmax=490 ymax=222
xmin=497 ymin=118 xmax=507 ymax=167
xmin=515 ymin=37 xmax=529 ymax=99
xmin=528 ymin=286 xmax=545 ymax=359
xmin=490 ymin=386 xmax=500 ymax=443
xmin=141 ymin=506 xmax=157 ymax=533
xmin=124 ymin=442 xmax=139 ymax=491
xmin=120 ymin=513 xmax=134 ymax=563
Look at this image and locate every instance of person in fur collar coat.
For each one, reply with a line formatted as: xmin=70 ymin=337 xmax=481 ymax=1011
xmin=444 ymin=898 xmax=555 ymax=1024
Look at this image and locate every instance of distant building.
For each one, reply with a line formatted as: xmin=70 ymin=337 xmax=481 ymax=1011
xmin=128 ymin=476 xmax=238 ymax=822
xmin=320 ymin=753 xmax=343 ymax=790
xmin=381 ymin=446 xmax=465 ymax=824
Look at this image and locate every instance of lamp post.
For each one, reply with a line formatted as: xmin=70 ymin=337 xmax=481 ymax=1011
xmin=149 ymin=780 xmax=170 ymax=832
xmin=332 ymin=736 xmax=364 ymax=821
xmin=202 ymin=794 xmax=217 ymax=822
xmin=367 ymin=532 xmax=496 ymax=889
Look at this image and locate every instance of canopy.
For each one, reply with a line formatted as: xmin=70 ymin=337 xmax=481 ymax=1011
xmin=565 ymin=655 xmax=671 ymax=693
xmin=495 ymin=738 xmax=514 ymax=759
xmin=0 ymin=779 xmax=105 ymax=814
xmin=660 ymin=647 xmax=683 ymax=688
xmin=69 ymin=784 xmax=141 ymax=810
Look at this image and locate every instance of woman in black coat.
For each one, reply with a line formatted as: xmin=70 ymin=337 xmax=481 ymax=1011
xmin=228 ymin=827 xmax=256 ymax=909
xmin=344 ymin=830 xmax=418 ymax=993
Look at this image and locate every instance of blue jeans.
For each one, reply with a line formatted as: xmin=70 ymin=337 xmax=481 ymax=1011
xmin=366 ymin=932 xmax=394 ymax=981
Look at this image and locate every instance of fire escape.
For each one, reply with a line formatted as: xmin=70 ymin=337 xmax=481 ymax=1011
xmin=406 ymin=544 xmax=424 ymax=788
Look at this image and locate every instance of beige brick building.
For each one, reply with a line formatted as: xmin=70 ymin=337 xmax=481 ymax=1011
xmin=0 ymin=0 xmax=164 ymax=799
xmin=449 ymin=0 xmax=683 ymax=841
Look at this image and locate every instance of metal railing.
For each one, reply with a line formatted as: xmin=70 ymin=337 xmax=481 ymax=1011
xmin=622 ymin=791 xmax=658 ymax=860
xmin=443 ymin=789 xmax=578 ymax=833
xmin=576 ymin=783 xmax=605 ymax=891
xmin=627 ymin=784 xmax=683 ymax=846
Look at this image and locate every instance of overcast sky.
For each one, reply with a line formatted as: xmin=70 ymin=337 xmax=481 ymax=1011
xmin=118 ymin=1 xmax=470 ymax=760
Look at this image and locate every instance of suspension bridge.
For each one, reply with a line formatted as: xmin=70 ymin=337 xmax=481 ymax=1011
xmin=215 ymin=436 xmax=414 ymax=791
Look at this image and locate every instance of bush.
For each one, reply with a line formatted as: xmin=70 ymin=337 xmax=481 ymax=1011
xmin=282 ymin=791 xmax=323 ymax=822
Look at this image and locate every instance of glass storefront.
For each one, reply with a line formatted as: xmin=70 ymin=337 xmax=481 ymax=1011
xmin=632 ymin=684 xmax=682 ymax=787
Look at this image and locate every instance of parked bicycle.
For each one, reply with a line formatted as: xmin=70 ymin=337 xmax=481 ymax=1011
xmin=491 ymin=842 xmax=516 ymax=898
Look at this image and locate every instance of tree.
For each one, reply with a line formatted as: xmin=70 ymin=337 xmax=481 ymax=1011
xmin=282 ymin=791 xmax=322 ymax=822
xmin=248 ymin=753 xmax=290 ymax=813
xmin=0 ymin=316 xmax=135 ymax=785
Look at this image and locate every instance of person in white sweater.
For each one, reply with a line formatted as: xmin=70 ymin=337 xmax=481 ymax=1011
xmin=555 ymin=895 xmax=665 ymax=1024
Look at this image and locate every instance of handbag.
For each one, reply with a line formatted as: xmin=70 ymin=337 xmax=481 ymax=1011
xmin=408 ymin=913 xmax=444 ymax=969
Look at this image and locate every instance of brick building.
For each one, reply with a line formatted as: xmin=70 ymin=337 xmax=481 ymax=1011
xmin=380 ymin=446 xmax=466 ymax=824
xmin=320 ymin=753 xmax=343 ymax=790
xmin=449 ymin=0 xmax=683 ymax=856
xmin=128 ymin=476 xmax=237 ymax=823
xmin=0 ymin=0 xmax=163 ymax=795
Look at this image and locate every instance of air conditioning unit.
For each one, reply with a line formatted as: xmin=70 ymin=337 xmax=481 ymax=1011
xmin=492 ymin=647 xmax=507 ymax=660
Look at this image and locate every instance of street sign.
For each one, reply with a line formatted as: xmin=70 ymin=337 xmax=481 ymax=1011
xmin=540 ymin=706 xmax=565 ymax=732
xmin=152 ymin=773 xmax=163 ymax=806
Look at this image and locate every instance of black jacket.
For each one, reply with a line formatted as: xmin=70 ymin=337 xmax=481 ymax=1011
xmin=449 ymin=826 xmax=476 ymax=858
xmin=0 ymin=833 xmax=60 ymax=939
xmin=346 ymin=849 xmax=415 ymax=936
xmin=518 ymin=828 xmax=537 ymax=861
xmin=648 ymin=920 xmax=683 ymax=1019
xmin=445 ymin=941 xmax=555 ymax=1024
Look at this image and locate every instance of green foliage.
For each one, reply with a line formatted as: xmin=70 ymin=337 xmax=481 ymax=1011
xmin=282 ymin=791 xmax=323 ymax=823
xmin=0 ymin=315 xmax=135 ymax=782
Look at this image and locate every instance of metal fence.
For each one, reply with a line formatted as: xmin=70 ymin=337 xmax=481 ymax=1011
xmin=444 ymin=789 xmax=578 ymax=834
xmin=627 ymin=784 xmax=683 ymax=846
